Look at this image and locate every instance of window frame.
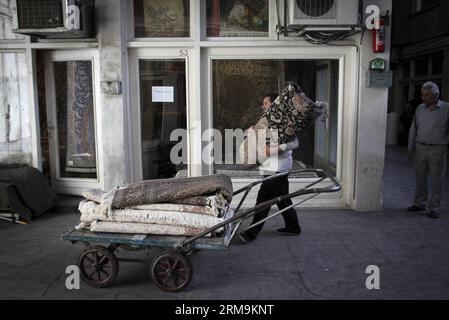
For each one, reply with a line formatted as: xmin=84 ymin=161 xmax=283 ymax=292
xmin=203 ymin=0 xmax=276 ymax=41
xmin=128 ymin=47 xmax=195 ymax=183
xmin=399 ymin=52 xmax=445 ymax=108
xmin=202 ymin=46 xmax=349 ymax=183
xmin=128 ymin=0 xmax=279 ymax=43
xmin=129 ymin=0 xmax=195 ymax=41
xmin=126 ymin=2 xmax=359 ymax=207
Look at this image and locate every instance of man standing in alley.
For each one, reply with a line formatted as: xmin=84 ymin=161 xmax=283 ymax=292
xmin=408 ymin=82 xmax=449 ymax=219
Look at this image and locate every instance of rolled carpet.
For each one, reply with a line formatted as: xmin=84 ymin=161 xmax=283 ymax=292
xmin=90 ymin=221 xmax=213 ymax=237
xmin=111 ymin=174 xmax=233 ymax=208
xmin=79 ymin=200 xmax=226 ymax=232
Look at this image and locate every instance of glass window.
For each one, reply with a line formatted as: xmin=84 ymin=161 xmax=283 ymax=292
xmin=414 ymin=59 xmax=428 ymax=77
xmin=139 ymin=59 xmax=187 ymax=180
xmin=212 ymin=59 xmax=339 ymax=177
xmin=403 ymin=62 xmax=410 ymax=79
xmin=134 ymin=0 xmax=190 ymax=38
xmin=0 ymin=1 xmax=25 ymax=40
xmin=402 ymin=84 xmax=410 ymax=106
xmin=53 ymin=61 xmax=97 ymax=179
xmin=206 ymin=0 xmax=269 ymax=37
xmin=432 ymin=55 xmax=444 ymax=75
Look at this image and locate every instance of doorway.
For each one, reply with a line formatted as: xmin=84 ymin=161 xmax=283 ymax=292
xmin=209 ymin=58 xmax=339 ymax=175
xmin=44 ymin=50 xmax=101 ymax=195
xmin=128 ymin=48 xmax=191 ymax=182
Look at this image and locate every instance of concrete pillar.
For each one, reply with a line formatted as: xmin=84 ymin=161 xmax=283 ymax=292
xmin=96 ymin=0 xmax=128 ymax=191
xmin=352 ymin=0 xmax=393 ymax=212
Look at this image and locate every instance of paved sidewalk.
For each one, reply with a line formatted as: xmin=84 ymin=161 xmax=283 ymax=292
xmin=0 ymin=146 xmax=448 ymax=300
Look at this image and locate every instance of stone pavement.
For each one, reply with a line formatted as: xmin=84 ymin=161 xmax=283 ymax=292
xmin=0 ymin=146 xmax=448 ymax=300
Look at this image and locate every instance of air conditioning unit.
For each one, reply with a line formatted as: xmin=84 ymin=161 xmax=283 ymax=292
xmin=11 ymin=0 xmax=95 ymax=38
xmin=288 ymin=0 xmax=360 ymax=26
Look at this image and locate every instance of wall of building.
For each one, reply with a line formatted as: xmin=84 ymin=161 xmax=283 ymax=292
xmin=351 ymin=0 xmax=393 ymax=211
xmin=0 ymin=0 xmax=23 ymax=40
xmin=392 ymin=1 xmax=449 ymax=45
xmin=0 ymin=0 xmax=395 ymax=212
xmin=0 ymin=51 xmax=32 ymax=166
xmin=95 ymin=0 xmax=129 ymax=191
xmin=390 ymin=0 xmax=449 ymax=143
xmin=0 ymin=1 xmax=31 ymax=166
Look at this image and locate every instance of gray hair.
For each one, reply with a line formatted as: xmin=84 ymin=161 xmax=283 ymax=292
xmin=422 ymin=81 xmax=440 ymax=98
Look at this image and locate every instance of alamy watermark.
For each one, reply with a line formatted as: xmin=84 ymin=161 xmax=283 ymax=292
xmin=365 ymin=265 xmax=381 ymax=290
xmin=169 ymin=128 xmax=280 ymax=167
xmin=66 ymin=5 xmax=81 ymax=30
xmin=365 ymin=5 xmax=381 ymax=30
xmin=65 ymin=265 xmax=80 ymax=290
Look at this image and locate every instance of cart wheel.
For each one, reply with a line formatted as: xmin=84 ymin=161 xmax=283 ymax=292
xmin=78 ymin=246 xmax=119 ymax=288
xmin=150 ymin=252 xmax=192 ymax=292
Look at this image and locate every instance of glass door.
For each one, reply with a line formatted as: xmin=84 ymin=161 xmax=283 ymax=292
xmin=129 ymin=48 xmax=192 ymax=182
xmin=203 ymin=46 xmax=350 ymax=207
xmin=208 ymin=56 xmax=340 ymax=177
xmin=314 ymin=61 xmax=339 ymax=176
xmin=139 ymin=59 xmax=187 ymax=180
xmin=44 ymin=50 xmax=101 ymax=195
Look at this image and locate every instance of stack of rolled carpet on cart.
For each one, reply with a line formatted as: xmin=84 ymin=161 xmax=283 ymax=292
xmin=76 ymin=174 xmax=234 ymax=238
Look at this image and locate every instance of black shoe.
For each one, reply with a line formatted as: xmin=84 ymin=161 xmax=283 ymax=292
xmin=276 ymin=228 xmax=301 ymax=236
xmin=407 ymin=206 xmax=426 ymax=212
xmin=428 ymin=211 xmax=439 ymax=219
xmin=237 ymin=233 xmax=254 ymax=244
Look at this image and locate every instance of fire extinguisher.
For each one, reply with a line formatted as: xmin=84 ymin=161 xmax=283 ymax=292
xmin=373 ymin=18 xmax=386 ymax=53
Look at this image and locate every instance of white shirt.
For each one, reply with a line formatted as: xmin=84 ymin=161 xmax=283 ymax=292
xmin=408 ymin=100 xmax=449 ymax=149
xmin=258 ymin=137 xmax=300 ymax=174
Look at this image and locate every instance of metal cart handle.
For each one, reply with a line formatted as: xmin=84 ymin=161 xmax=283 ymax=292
xmin=174 ymin=169 xmax=341 ymax=251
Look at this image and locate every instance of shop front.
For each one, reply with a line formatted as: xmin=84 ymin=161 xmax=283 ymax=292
xmin=124 ymin=1 xmax=360 ymax=208
xmin=1 ymin=0 xmax=393 ymax=211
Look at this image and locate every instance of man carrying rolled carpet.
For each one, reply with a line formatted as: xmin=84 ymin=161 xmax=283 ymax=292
xmin=238 ymin=93 xmax=302 ymax=244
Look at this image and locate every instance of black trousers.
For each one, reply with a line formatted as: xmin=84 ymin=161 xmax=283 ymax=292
xmin=243 ymin=174 xmax=300 ymax=240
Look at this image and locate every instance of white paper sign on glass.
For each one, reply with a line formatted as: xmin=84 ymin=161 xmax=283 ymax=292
xmin=152 ymin=86 xmax=174 ymax=103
